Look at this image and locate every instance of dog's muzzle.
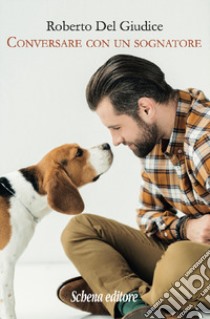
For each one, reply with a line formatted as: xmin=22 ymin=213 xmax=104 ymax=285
xmin=88 ymin=143 xmax=113 ymax=180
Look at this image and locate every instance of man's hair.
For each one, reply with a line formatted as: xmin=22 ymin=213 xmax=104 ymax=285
xmin=86 ymin=54 xmax=175 ymax=117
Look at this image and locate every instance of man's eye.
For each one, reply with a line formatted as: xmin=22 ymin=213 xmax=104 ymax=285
xmin=113 ymin=127 xmax=120 ymax=130
xmin=75 ymin=148 xmax=83 ymax=157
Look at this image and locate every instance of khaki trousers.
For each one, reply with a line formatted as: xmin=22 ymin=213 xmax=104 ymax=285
xmin=61 ymin=213 xmax=210 ymax=318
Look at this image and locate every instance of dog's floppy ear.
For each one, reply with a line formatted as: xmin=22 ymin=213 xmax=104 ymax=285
xmin=45 ymin=168 xmax=84 ymax=214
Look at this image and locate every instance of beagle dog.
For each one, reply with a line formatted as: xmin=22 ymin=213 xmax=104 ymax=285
xmin=0 ymin=143 xmax=113 ymax=319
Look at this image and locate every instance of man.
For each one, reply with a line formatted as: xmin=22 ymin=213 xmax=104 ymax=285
xmin=57 ymin=55 xmax=210 ymax=319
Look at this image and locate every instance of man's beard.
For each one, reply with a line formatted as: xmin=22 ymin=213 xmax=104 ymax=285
xmin=130 ymin=118 xmax=160 ymax=158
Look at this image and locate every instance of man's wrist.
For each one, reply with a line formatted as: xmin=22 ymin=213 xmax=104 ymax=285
xmin=170 ymin=216 xmax=191 ymax=240
xmin=175 ymin=216 xmax=191 ymax=240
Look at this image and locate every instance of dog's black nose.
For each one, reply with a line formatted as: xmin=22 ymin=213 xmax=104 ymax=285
xmin=102 ymin=143 xmax=110 ymax=150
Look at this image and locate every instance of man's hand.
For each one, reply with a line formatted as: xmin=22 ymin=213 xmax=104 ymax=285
xmin=186 ymin=215 xmax=210 ymax=243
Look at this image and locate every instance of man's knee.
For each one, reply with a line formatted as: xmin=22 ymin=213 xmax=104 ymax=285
xmin=143 ymin=240 xmax=210 ymax=306
xmin=155 ymin=241 xmax=210 ymax=287
xmin=165 ymin=241 xmax=210 ymax=272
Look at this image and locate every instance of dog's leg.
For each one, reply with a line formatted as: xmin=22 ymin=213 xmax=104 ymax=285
xmin=0 ymin=258 xmax=16 ymax=319
xmin=0 ymin=222 xmax=36 ymax=319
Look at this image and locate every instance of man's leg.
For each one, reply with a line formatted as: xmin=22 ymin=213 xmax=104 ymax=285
xmin=142 ymin=241 xmax=210 ymax=318
xmin=61 ymin=213 xmax=167 ymax=317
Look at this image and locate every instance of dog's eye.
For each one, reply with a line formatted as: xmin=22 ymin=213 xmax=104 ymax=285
xmin=75 ymin=148 xmax=83 ymax=158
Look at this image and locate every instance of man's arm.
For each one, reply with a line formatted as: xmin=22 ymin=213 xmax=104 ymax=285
xmin=137 ymin=170 xmax=180 ymax=242
xmin=137 ymin=133 xmax=210 ymax=244
xmin=185 ymin=133 xmax=210 ymax=243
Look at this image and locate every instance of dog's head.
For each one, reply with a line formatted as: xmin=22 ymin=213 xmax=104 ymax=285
xmin=37 ymin=143 xmax=113 ymax=215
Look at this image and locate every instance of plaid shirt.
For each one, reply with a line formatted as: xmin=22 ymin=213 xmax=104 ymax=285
xmin=137 ymin=88 xmax=210 ymax=242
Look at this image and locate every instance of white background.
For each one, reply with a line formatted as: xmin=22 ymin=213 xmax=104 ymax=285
xmin=0 ymin=0 xmax=210 ymax=263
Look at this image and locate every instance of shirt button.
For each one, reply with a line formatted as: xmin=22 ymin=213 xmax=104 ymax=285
xmin=177 ymin=149 xmax=183 ymax=154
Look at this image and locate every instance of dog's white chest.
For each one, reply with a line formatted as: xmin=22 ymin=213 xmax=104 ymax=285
xmin=0 ymin=171 xmax=49 ymax=319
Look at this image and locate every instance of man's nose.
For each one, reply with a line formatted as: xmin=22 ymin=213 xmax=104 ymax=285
xmin=112 ymin=134 xmax=124 ymax=146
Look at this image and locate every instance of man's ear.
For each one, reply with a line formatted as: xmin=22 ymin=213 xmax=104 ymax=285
xmin=137 ymin=97 xmax=156 ymax=123
xmin=44 ymin=168 xmax=84 ymax=215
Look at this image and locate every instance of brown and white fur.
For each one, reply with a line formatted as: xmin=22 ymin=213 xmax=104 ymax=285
xmin=0 ymin=143 xmax=113 ymax=319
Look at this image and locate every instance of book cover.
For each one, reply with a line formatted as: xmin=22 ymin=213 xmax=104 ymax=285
xmin=0 ymin=0 xmax=209 ymax=318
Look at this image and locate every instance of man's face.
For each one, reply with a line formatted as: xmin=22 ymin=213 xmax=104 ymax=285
xmin=96 ymin=97 xmax=160 ymax=158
